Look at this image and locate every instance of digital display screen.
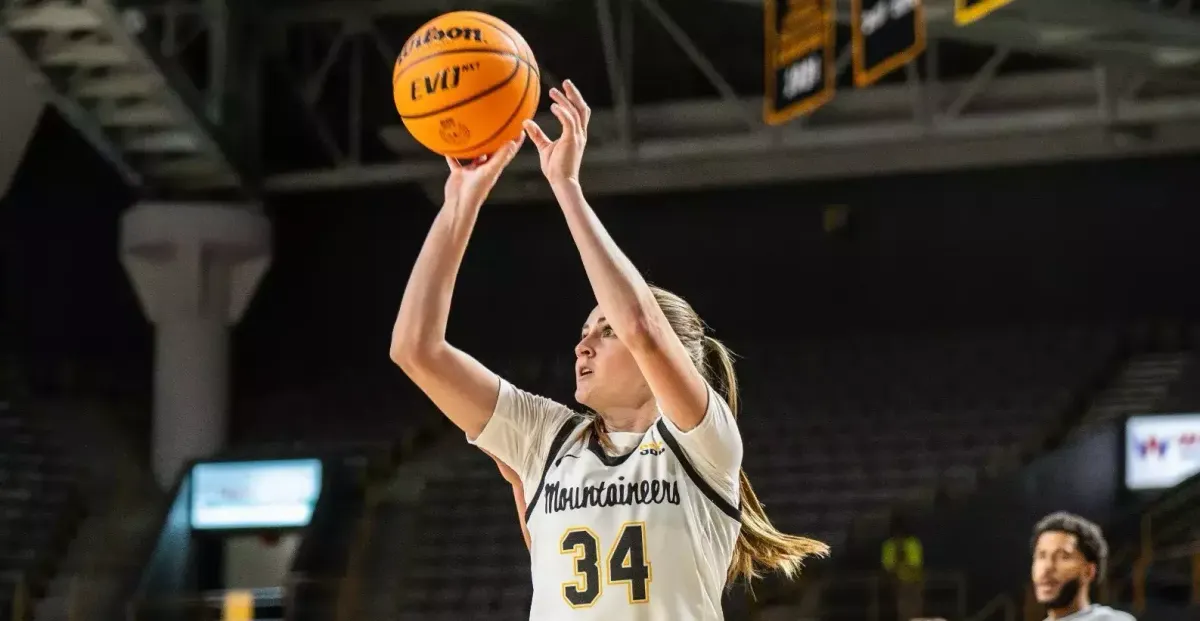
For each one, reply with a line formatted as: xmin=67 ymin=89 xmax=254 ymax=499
xmin=1125 ymin=414 xmax=1200 ymax=491
xmin=190 ymin=459 xmax=323 ymax=530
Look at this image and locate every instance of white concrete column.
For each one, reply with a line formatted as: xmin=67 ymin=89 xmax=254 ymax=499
xmin=0 ymin=35 xmax=45 ymax=200
xmin=121 ymin=202 xmax=271 ymax=488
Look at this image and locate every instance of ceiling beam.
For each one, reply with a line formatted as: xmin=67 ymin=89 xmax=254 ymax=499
xmin=264 ymin=69 xmax=1200 ymax=195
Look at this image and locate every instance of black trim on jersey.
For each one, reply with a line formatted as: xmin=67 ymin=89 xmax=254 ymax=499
xmin=586 ymin=429 xmax=640 ymax=467
xmin=655 ymin=419 xmax=743 ymax=522
xmin=524 ymin=416 xmax=581 ymax=522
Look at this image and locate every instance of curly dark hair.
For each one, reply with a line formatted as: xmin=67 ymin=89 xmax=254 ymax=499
xmin=1031 ymin=511 xmax=1109 ymax=583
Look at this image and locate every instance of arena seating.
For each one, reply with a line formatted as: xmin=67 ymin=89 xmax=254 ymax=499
xmin=233 ymin=355 xmax=552 ymax=448
xmin=0 ymin=400 xmax=83 ymax=621
xmin=361 ymin=324 xmax=1122 ymax=621
xmin=1161 ymin=351 xmax=1200 ymax=411
xmin=390 ymin=448 xmax=531 ymax=621
xmin=233 ymin=370 xmax=442 ymax=447
xmin=739 ymin=325 xmax=1121 ymax=544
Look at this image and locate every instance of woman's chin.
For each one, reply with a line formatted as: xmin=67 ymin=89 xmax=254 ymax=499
xmin=574 ymin=386 xmax=598 ymax=409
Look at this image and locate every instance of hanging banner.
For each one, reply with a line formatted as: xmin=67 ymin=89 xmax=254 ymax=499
xmin=851 ymin=0 xmax=926 ymax=88
xmin=764 ymin=0 xmax=837 ymax=125
xmin=954 ymin=0 xmax=1015 ymax=26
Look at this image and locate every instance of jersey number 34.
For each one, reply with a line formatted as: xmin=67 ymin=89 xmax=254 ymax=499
xmin=560 ymin=522 xmax=651 ymax=608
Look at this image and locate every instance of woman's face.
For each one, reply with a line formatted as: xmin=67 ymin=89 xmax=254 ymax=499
xmin=574 ymin=306 xmax=653 ymax=411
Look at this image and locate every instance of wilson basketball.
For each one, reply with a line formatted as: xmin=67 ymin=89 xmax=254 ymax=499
xmin=393 ymin=12 xmax=540 ymax=159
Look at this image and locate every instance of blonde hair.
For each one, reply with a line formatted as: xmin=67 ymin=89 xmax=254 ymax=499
xmin=587 ymin=286 xmax=830 ymax=584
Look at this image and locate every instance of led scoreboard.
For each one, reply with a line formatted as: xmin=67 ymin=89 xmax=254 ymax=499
xmin=764 ymin=0 xmax=836 ymax=125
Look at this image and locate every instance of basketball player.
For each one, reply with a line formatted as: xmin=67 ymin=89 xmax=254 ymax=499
xmin=1031 ymin=511 xmax=1135 ymax=620
xmin=390 ymin=79 xmax=828 ymax=620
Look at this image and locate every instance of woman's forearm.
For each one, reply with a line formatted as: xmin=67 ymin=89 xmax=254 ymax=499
xmin=389 ymin=200 xmax=481 ymax=362
xmin=551 ymin=180 xmax=658 ymax=345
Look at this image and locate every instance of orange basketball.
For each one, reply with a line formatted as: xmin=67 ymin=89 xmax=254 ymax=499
xmin=393 ymin=11 xmax=540 ymax=159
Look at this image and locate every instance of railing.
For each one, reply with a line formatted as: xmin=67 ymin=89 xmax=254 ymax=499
xmin=10 ymin=574 xmax=28 ymax=621
xmin=1107 ymin=474 xmax=1200 ymax=612
xmin=1130 ymin=540 xmax=1200 ymax=613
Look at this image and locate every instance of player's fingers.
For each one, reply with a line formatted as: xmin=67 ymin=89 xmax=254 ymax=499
xmin=461 ymin=154 xmax=488 ymax=171
xmin=549 ymin=89 xmax=582 ymax=134
xmin=522 ymin=120 xmax=552 ymax=150
xmin=445 ymin=156 xmax=462 ymax=171
xmin=563 ymin=80 xmax=591 ymax=130
xmin=504 ymin=131 xmax=526 ymax=161
xmin=550 ymin=103 xmax=578 ymax=138
xmin=485 ymin=133 xmax=525 ymax=170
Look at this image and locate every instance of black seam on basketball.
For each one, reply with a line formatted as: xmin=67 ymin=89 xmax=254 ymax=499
xmin=440 ymin=59 xmax=535 ymax=157
xmin=465 ymin=13 xmax=540 ymax=75
xmin=399 ymin=52 xmax=523 ymax=121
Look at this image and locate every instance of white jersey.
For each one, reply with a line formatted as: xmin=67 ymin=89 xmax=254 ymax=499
xmin=470 ymin=379 xmax=744 ymax=621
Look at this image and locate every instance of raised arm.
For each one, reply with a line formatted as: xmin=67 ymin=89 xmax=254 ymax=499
xmin=523 ymin=82 xmax=708 ymax=432
xmin=389 ymin=140 xmax=523 ymax=440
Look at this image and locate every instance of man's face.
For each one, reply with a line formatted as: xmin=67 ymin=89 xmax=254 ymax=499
xmin=1031 ymin=531 xmax=1094 ymax=606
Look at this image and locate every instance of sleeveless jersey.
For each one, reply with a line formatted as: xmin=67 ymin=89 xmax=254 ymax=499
xmin=471 ymin=380 xmax=744 ymax=621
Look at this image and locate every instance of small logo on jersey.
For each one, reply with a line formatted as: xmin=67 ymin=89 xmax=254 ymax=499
xmin=554 ymin=453 xmax=581 ymax=467
xmin=638 ymin=440 xmax=666 ymax=456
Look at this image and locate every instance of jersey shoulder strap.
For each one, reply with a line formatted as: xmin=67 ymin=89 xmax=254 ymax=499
xmin=655 ymin=419 xmax=742 ymax=522
xmin=524 ymin=415 xmax=583 ymax=521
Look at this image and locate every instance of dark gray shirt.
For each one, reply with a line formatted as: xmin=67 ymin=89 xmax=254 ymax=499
xmin=1043 ymin=604 xmax=1136 ymax=621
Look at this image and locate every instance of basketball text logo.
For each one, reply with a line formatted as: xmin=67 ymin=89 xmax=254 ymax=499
xmin=399 ymin=26 xmax=484 ymax=60
xmin=409 ymin=62 xmax=479 ymax=101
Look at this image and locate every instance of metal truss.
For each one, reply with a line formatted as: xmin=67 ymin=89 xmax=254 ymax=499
xmin=6 ymin=0 xmax=1200 ymax=197
xmin=0 ymin=0 xmax=253 ymax=194
xmin=928 ymin=0 xmax=1200 ymax=69
xmin=262 ymin=0 xmax=1200 ymax=201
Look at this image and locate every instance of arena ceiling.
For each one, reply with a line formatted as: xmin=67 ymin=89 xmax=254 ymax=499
xmin=2 ymin=0 xmax=1200 ymax=203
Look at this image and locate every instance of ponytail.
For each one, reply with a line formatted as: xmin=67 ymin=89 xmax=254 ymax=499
xmin=703 ymin=336 xmax=831 ymax=583
xmin=586 ymin=283 xmax=830 ymax=585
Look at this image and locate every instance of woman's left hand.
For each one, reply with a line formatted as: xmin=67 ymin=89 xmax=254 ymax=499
xmin=523 ymin=79 xmax=591 ymax=187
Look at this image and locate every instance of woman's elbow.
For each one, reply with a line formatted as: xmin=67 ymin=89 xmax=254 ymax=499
xmin=389 ymin=333 xmax=436 ymax=371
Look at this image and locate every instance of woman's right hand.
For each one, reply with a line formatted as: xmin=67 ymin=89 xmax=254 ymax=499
xmin=442 ymin=134 xmax=525 ymax=210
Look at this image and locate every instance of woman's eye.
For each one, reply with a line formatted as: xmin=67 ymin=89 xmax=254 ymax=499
xmin=601 ymin=326 xmax=615 ymax=337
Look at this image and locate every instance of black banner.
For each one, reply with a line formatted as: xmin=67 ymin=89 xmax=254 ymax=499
xmin=764 ymin=0 xmax=836 ymax=125
xmin=954 ymin=0 xmax=1014 ymax=26
xmin=851 ymin=0 xmax=925 ymax=88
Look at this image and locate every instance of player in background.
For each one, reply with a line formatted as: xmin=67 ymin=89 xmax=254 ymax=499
xmin=1031 ymin=511 xmax=1136 ymax=621
xmin=390 ymin=79 xmax=827 ymax=620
